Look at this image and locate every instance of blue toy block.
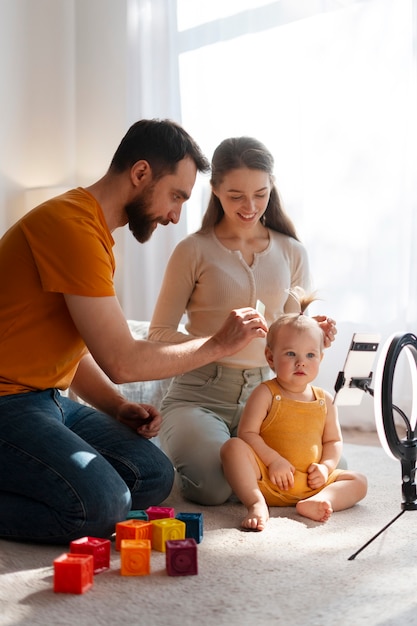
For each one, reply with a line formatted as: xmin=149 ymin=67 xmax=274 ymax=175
xmin=126 ymin=510 xmax=148 ymax=521
xmin=176 ymin=512 xmax=203 ymax=543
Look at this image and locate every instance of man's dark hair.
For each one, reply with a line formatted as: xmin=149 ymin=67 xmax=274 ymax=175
xmin=109 ymin=118 xmax=210 ymax=179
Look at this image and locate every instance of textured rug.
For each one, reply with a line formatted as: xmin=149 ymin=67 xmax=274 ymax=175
xmin=1 ymin=443 xmax=417 ymax=626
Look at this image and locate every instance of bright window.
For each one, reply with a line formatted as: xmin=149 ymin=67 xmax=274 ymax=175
xmin=177 ymin=0 xmax=416 ymax=323
xmin=177 ymin=0 xmax=274 ymax=30
xmin=176 ymin=0 xmax=417 ymax=416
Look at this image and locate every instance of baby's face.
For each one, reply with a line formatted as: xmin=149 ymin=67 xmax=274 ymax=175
xmin=266 ymin=325 xmax=323 ymax=389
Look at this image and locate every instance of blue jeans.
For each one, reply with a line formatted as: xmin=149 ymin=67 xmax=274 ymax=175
xmin=159 ymin=363 xmax=273 ymax=506
xmin=0 ymin=389 xmax=174 ymax=544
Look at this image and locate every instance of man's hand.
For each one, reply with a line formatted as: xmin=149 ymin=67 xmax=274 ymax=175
xmin=65 ymin=296 xmax=269 ymax=382
xmin=116 ymin=402 xmax=162 ymax=439
xmin=211 ymin=307 xmax=268 ymax=356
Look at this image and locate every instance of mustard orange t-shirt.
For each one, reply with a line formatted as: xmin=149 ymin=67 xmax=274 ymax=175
xmin=0 ymin=188 xmax=115 ymax=395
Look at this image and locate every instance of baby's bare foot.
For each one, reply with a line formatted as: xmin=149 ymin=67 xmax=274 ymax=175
xmin=296 ymin=499 xmax=333 ymax=522
xmin=241 ymin=502 xmax=269 ymax=532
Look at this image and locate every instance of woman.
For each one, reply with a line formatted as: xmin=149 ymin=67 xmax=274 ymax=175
xmin=149 ymin=136 xmax=336 ymax=505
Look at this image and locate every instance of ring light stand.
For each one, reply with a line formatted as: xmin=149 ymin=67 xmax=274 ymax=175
xmin=348 ymin=332 xmax=417 ymax=560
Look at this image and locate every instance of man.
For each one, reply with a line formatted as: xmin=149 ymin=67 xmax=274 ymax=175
xmin=0 ymin=119 xmax=268 ymax=544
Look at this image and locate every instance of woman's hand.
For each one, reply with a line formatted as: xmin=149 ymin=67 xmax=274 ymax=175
xmin=313 ymin=315 xmax=337 ymax=348
xmin=116 ymin=402 xmax=162 ymax=439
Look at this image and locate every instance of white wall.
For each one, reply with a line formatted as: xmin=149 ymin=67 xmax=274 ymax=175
xmin=0 ymin=0 xmax=75 ymax=231
xmin=74 ymin=0 xmax=129 ymax=186
xmin=0 ymin=0 xmax=130 ymax=295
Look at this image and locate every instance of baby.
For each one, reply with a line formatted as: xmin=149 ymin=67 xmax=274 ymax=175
xmin=220 ymin=292 xmax=367 ymax=531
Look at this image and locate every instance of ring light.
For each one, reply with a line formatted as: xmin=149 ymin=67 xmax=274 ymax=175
xmin=349 ymin=332 xmax=417 ymax=559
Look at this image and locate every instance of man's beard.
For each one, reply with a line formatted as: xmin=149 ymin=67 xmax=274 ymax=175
xmin=125 ymin=184 xmax=156 ymax=243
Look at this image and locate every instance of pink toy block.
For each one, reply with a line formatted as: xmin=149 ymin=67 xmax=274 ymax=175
xmin=70 ymin=536 xmax=111 ymax=573
xmin=166 ymin=539 xmax=198 ymax=576
xmin=120 ymin=539 xmax=151 ymax=576
xmin=151 ymin=518 xmax=186 ymax=552
xmin=53 ymin=553 xmax=94 ymax=594
xmin=176 ymin=512 xmax=204 ymax=543
xmin=145 ymin=506 xmax=175 ymax=520
xmin=115 ymin=519 xmax=153 ymax=550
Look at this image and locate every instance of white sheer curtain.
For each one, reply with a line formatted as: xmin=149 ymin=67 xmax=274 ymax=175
xmin=124 ymin=0 xmax=417 ymax=427
xmin=175 ymin=0 xmax=417 ymax=427
xmin=118 ymin=0 xmax=186 ymax=321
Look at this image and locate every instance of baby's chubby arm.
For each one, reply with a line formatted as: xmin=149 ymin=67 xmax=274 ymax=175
xmin=238 ymin=384 xmax=295 ymax=490
xmin=307 ymin=391 xmax=343 ymax=489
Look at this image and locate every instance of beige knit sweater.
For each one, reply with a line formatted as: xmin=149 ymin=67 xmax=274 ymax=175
xmin=149 ymin=229 xmax=311 ymax=369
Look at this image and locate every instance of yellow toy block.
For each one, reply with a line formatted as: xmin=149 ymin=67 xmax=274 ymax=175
xmin=151 ymin=518 xmax=186 ymax=552
xmin=120 ymin=539 xmax=151 ymax=576
xmin=115 ymin=519 xmax=153 ymax=551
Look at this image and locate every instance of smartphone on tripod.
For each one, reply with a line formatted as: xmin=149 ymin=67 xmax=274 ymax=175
xmin=334 ymin=333 xmax=380 ymax=406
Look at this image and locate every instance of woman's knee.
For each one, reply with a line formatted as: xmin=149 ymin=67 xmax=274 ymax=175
xmin=178 ymin=464 xmax=232 ymax=506
xmin=220 ymin=436 xmax=240 ymax=459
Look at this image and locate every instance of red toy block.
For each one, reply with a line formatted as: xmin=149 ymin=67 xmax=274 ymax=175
xmin=120 ymin=539 xmax=151 ymax=576
xmin=53 ymin=553 xmax=94 ymax=594
xmin=115 ymin=519 xmax=153 ymax=550
xmin=145 ymin=506 xmax=175 ymax=520
xmin=151 ymin=518 xmax=186 ymax=552
xmin=70 ymin=536 xmax=110 ymax=573
xmin=166 ymin=539 xmax=198 ymax=576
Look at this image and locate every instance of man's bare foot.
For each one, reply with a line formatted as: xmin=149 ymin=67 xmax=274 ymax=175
xmin=296 ymin=498 xmax=333 ymax=522
xmin=241 ymin=502 xmax=269 ymax=532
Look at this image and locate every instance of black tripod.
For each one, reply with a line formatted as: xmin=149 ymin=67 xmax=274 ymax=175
xmin=348 ymin=332 xmax=417 ymax=560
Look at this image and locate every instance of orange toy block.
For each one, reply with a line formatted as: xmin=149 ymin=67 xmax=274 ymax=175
xmin=70 ymin=536 xmax=111 ymax=573
xmin=151 ymin=518 xmax=186 ymax=552
xmin=53 ymin=553 xmax=94 ymax=594
xmin=120 ymin=539 xmax=151 ymax=576
xmin=115 ymin=519 xmax=153 ymax=550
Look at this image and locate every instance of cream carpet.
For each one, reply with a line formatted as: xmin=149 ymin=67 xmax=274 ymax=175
xmin=1 ymin=442 xmax=417 ymax=626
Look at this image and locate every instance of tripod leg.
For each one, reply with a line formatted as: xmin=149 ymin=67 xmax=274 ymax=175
xmin=348 ymin=510 xmax=405 ymax=560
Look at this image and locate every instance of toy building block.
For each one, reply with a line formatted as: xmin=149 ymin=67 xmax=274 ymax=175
xmin=151 ymin=518 xmax=186 ymax=552
xmin=120 ymin=539 xmax=151 ymax=576
xmin=176 ymin=512 xmax=204 ymax=543
xmin=166 ymin=539 xmax=198 ymax=576
xmin=126 ymin=509 xmax=148 ymax=521
xmin=145 ymin=506 xmax=175 ymax=520
xmin=53 ymin=553 xmax=94 ymax=594
xmin=115 ymin=519 xmax=153 ymax=550
xmin=70 ymin=536 xmax=111 ymax=574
